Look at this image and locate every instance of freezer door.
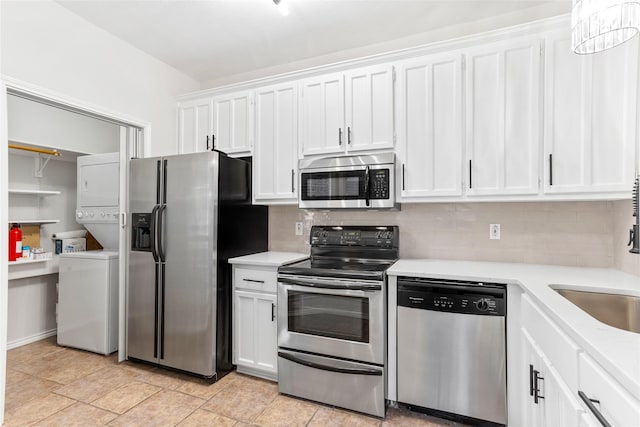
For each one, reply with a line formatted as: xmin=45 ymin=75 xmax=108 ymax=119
xmin=127 ymin=157 xmax=162 ymax=364
xmin=160 ymin=152 xmax=218 ymax=376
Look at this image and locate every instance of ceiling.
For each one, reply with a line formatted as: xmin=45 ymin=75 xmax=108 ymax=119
xmin=56 ymin=0 xmax=569 ymax=84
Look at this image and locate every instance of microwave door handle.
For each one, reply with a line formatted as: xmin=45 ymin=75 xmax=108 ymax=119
xmin=364 ymin=165 xmax=370 ymax=207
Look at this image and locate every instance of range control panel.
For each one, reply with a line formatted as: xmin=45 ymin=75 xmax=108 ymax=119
xmin=310 ymin=225 xmax=398 ymax=248
xmin=397 ymin=279 xmax=506 ymax=316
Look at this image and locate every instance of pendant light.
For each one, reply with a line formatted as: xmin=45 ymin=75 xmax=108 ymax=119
xmin=572 ymin=0 xmax=640 ymax=54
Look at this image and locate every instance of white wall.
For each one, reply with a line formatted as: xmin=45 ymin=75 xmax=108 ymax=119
xmin=8 ymin=95 xmax=119 ymax=154
xmin=200 ymin=3 xmax=570 ymax=88
xmin=1 ymin=0 xmax=200 ymax=156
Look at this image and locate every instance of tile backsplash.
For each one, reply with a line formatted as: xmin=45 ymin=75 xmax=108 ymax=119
xmin=613 ymin=200 xmax=640 ymax=276
xmin=268 ymin=201 xmax=639 ymax=272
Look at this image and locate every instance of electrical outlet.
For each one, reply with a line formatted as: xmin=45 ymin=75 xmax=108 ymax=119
xmin=295 ymin=222 xmax=303 ymax=236
xmin=489 ymin=224 xmax=501 ymax=240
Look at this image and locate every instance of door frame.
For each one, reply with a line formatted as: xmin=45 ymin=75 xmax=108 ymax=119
xmin=0 ymin=75 xmax=150 ymax=423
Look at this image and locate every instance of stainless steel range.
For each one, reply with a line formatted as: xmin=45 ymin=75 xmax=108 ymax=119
xmin=277 ymin=225 xmax=399 ymax=418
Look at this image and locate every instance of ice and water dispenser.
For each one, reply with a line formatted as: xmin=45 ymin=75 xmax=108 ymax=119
xmin=131 ymin=213 xmax=152 ymax=251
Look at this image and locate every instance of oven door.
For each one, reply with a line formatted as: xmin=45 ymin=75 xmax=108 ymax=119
xmin=277 ymin=274 xmax=384 ymax=365
xmin=298 ymin=164 xmax=395 ymax=209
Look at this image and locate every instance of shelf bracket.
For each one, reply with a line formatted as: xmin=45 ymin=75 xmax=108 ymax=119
xmin=34 ymin=154 xmax=53 ymax=178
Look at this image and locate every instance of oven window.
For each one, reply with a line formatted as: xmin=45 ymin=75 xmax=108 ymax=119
xmin=300 ymin=171 xmax=366 ymax=200
xmin=288 ymin=291 xmax=369 ymax=343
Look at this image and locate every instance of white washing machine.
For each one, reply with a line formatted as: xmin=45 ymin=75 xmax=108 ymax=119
xmin=57 ymin=250 xmax=119 ymax=355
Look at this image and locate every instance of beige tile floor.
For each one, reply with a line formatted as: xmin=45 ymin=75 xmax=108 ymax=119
xmin=5 ymin=337 xmax=464 ymax=426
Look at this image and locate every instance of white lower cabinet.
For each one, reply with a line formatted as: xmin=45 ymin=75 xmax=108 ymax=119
xmin=519 ymin=293 xmax=640 ymax=427
xmin=234 ymin=290 xmax=277 ymax=379
xmin=578 ymin=353 xmax=640 ymax=427
xmin=231 ymin=262 xmax=280 ymax=381
xmin=521 ymin=328 xmax=584 ymax=427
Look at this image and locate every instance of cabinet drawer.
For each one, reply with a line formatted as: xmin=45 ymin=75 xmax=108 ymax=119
xmin=578 ymin=353 xmax=640 ymax=427
xmin=234 ymin=267 xmax=277 ymax=293
xmin=522 ymin=294 xmax=580 ymax=390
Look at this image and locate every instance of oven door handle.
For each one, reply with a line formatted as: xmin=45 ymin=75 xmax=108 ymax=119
xmin=278 ymin=351 xmax=382 ymax=376
xmin=278 ymin=276 xmax=381 ymax=291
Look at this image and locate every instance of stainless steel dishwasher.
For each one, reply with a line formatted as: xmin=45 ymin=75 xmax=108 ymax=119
xmin=397 ymin=277 xmax=507 ymax=425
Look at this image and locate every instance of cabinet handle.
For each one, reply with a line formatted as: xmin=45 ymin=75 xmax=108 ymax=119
xmin=206 ymin=135 xmax=210 ymax=151
xmin=212 ymin=134 xmax=216 ymax=150
xmin=338 ymin=128 xmax=343 ymax=145
xmin=242 ymin=278 xmax=265 ymax=284
xmin=529 ymin=364 xmax=535 ymax=396
xmin=549 ymin=154 xmax=553 ymax=186
xmin=347 ymin=126 xmax=352 ymax=144
xmin=291 ymin=169 xmax=295 ymax=192
xmin=402 ymin=163 xmax=406 ymax=191
xmin=533 ymin=369 xmax=544 ymax=404
xmin=579 ymin=391 xmax=611 ymax=427
xmin=469 ymin=160 xmax=473 ymax=189
xmin=271 ymin=303 xmax=276 ymax=322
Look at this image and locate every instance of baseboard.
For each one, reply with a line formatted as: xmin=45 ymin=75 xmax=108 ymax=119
xmin=7 ymin=329 xmax=57 ymax=350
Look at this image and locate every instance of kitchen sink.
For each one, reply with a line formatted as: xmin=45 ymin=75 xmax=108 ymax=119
xmin=553 ymin=288 xmax=640 ymax=333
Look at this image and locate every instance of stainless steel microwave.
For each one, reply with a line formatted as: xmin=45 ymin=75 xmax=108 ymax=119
xmin=298 ymin=153 xmax=398 ymax=209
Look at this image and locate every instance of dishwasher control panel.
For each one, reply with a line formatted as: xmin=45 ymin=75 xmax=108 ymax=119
xmin=397 ymin=278 xmax=506 ymax=316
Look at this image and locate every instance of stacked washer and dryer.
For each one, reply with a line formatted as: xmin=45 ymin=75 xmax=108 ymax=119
xmin=56 ymin=152 xmax=120 ymax=355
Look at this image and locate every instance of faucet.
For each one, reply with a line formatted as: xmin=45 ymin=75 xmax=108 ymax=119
xmin=630 ymin=176 xmax=639 ymax=254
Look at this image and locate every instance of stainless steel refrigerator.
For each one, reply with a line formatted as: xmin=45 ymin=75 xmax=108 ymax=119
xmin=127 ymin=151 xmax=268 ymax=380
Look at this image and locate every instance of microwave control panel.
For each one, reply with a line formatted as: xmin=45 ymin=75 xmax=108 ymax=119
xmin=370 ymin=170 xmax=389 ymax=199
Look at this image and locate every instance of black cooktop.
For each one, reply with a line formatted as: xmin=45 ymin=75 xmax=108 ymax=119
xmin=278 ymin=225 xmax=399 ymax=281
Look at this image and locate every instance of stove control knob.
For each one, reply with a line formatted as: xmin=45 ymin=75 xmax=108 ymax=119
xmin=77 ymin=211 xmax=83 ymax=219
xmin=475 ymin=299 xmax=489 ymax=311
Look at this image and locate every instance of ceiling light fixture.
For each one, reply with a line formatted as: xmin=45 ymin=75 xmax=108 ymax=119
xmin=572 ymin=0 xmax=640 ymax=54
xmin=273 ymin=0 xmax=289 ymax=16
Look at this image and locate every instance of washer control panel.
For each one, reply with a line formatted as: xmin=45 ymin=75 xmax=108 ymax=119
xmin=76 ymin=208 xmax=119 ymax=224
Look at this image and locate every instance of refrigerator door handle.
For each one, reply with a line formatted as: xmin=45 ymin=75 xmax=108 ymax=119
xmin=150 ymin=204 xmax=160 ymax=263
xmin=160 ymin=263 xmax=166 ymax=359
xmin=157 ymin=204 xmax=167 ymax=263
xmin=153 ymin=264 xmax=159 ymax=358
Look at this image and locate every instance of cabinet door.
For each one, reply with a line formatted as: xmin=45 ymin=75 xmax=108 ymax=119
xmin=234 ymin=290 xmax=257 ymax=367
xmin=466 ymin=38 xmax=541 ymax=196
xmin=344 ymin=64 xmax=394 ymax=152
xmin=578 ymin=353 xmax=640 ymax=427
xmin=233 ymin=290 xmax=277 ymax=374
xmin=254 ymin=293 xmax=277 ymax=374
xmin=397 ymin=54 xmax=463 ymax=200
xmin=522 ymin=328 xmax=584 ymax=427
xmin=254 ymin=82 xmax=298 ymax=204
xmin=544 ymin=32 xmax=638 ymax=195
xmin=178 ymin=97 xmax=213 ymax=154
xmin=299 ymin=72 xmax=344 ymax=156
xmin=212 ymin=90 xmax=253 ymax=156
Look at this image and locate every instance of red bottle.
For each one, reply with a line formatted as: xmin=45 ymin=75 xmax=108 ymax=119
xmin=9 ymin=223 xmax=22 ymax=262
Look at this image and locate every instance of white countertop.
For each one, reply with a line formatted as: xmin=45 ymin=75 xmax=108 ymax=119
xmin=387 ymin=259 xmax=640 ymax=398
xmin=228 ymin=251 xmax=308 ymax=267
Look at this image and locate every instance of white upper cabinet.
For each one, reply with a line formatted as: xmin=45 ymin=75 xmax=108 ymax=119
xmin=344 ymin=64 xmax=395 ymax=152
xmin=465 ymin=38 xmax=542 ymax=196
xmin=299 ymin=65 xmax=394 ymax=156
xmin=178 ymin=97 xmax=213 ymax=154
xmin=543 ymin=31 xmax=638 ymax=195
xmin=212 ymin=90 xmax=254 ymax=156
xmin=254 ymin=82 xmax=299 ymax=204
xmin=396 ymin=54 xmax=463 ymax=200
xmin=299 ymin=72 xmax=345 ymax=156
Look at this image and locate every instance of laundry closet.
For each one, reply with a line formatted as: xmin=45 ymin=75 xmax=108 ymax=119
xmin=6 ymin=93 xmax=120 ymax=350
